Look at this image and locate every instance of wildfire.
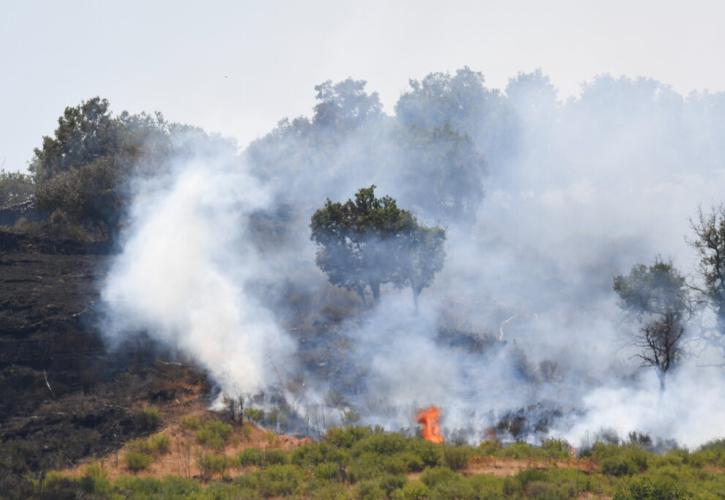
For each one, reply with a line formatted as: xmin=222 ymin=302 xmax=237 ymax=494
xmin=416 ymin=406 xmax=444 ymax=444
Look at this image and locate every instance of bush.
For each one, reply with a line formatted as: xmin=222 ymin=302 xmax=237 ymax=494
xmin=124 ymin=451 xmax=153 ymax=472
xmin=443 ymin=445 xmax=473 ymax=471
xmin=239 ymin=448 xmax=264 ymax=466
xmin=615 ymin=476 xmax=689 ymax=499
xmin=196 ymin=419 xmax=233 ymax=450
xmin=324 ymin=426 xmax=375 ymax=448
xmin=198 ymin=453 xmax=229 ymax=480
xmin=314 ymin=462 xmax=343 ymax=481
xmin=540 ymin=438 xmax=572 ymax=459
xmin=126 ymin=434 xmax=170 ymax=458
xmin=133 ymin=407 xmax=162 ymax=432
xmin=255 ymin=464 xmax=303 ymax=497
xmin=180 ymin=415 xmax=201 ymax=430
xmin=420 ymin=466 xmax=458 ymax=489
xmin=245 ymin=408 xmax=264 ymax=422
xmin=396 ymin=480 xmax=430 ymax=500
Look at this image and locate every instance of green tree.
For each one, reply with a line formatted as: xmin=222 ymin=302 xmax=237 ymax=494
xmin=613 ymin=259 xmax=689 ymax=390
xmin=310 ymin=186 xmax=445 ymax=305
xmin=28 ymin=97 xmax=228 ymax=238
xmin=0 ymin=170 xmax=34 ymax=207
xmin=690 ymin=205 xmax=725 ymax=334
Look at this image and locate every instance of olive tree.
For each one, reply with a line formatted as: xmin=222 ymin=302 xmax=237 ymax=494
xmin=310 ymin=185 xmax=445 ymax=306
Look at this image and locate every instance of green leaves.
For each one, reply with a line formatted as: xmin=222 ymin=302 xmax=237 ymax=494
xmin=310 ymin=186 xmax=445 ymax=304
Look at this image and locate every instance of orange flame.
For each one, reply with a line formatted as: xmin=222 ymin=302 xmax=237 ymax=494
xmin=416 ymin=406 xmax=444 ymax=444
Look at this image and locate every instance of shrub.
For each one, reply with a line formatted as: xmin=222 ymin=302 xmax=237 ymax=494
xmin=396 ymin=480 xmax=430 ymax=500
xmin=198 ymin=453 xmax=229 ymax=480
xmin=245 ymin=408 xmax=264 ymax=422
xmin=541 ymin=438 xmax=572 ymax=459
xmin=420 ymin=466 xmax=458 ymax=489
xmin=443 ymin=445 xmax=473 ymax=471
xmin=324 ymin=426 xmax=375 ymax=449
xmin=408 ymin=438 xmax=443 ymax=467
xmin=133 ymin=407 xmax=162 ymax=432
xmin=255 ymin=464 xmax=303 ymax=497
xmin=355 ymin=479 xmax=385 ymax=500
xmin=265 ymin=449 xmax=289 ymax=465
xmin=615 ymin=476 xmax=689 ymax=499
xmin=127 ymin=434 xmax=170 ymax=457
xmin=124 ymin=451 xmax=153 ymax=472
xmin=314 ymin=462 xmax=342 ymax=481
xmin=477 ymin=439 xmax=503 ymax=456
xmin=196 ymin=419 xmax=233 ymax=450
xmin=239 ymin=448 xmax=264 ymax=466
xmin=180 ymin=415 xmax=201 ymax=430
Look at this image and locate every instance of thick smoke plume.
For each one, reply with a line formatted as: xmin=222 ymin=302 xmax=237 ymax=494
xmin=102 ymin=69 xmax=725 ymax=447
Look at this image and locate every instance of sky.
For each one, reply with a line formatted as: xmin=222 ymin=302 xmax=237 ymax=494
xmin=2 ymin=0 xmax=725 ymax=172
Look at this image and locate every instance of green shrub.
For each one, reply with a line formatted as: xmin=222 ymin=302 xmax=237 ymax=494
xmin=324 ymin=426 xmax=375 ymax=448
xmin=396 ymin=480 xmax=430 ymax=500
xmin=615 ymin=476 xmax=689 ymax=499
xmin=430 ymin=476 xmax=477 ymax=499
xmin=355 ymin=479 xmax=385 ymax=500
xmin=245 ymin=408 xmax=264 ymax=422
xmin=196 ymin=419 xmax=233 ymax=450
xmin=443 ymin=445 xmax=473 ymax=471
xmin=540 ymin=438 xmax=572 ymax=459
xmin=408 ymin=438 xmax=443 ymax=467
xmin=255 ymin=464 xmax=303 ymax=497
xmin=478 ymin=439 xmax=503 ymax=456
xmin=239 ymin=448 xmax=264 ymax=466
xmin=420 ymin=466 xmax=458 ymax=489
xmin=379 ymin=474 xmax=406 ymax=496
xmin=198 ymin=453 xmax=229 ymax=480
xmin=265 ymin=449 xmax=289 ymax=465
xmin=315 ymin=462 xmax=343 ymax=481
xmin=291 ymin=442 xmax=348 ymax=467
xmin=180 ymin=415 xmax=201 ymax=430
xmin=352 ymin=432 xmax=409 ymax=456
xmin=124 ymin=451 xmax=153 ymax=472
xmin=133 ymin=407 xmax=162 ymax=432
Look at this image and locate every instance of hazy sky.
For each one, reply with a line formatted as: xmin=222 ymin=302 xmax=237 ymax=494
xmin=2 ymin=0 xmax=725 ymax=172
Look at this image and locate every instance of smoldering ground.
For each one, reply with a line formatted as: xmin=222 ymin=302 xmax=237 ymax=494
xmin=101 ymin=69 xmax=725 ymax=447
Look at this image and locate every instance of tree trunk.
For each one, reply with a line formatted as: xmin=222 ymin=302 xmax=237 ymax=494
xmin=412 ymin=287 xmax=421 ymax=314
xmin=657 ymin=370 xmax=667 ymax=392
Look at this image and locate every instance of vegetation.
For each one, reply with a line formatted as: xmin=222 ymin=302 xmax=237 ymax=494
xmin=310 ymin=185 xmax=445 ymax=305
xmin=195 ymin=418 xmax=234 ymax=450
xmin=690 ymin=205 xmax=725 ymax=333
xmin=0 ymin=170 xmax=34 ymax=206
xmin=613 ymin=259 xmax=690 ymax=389
xmin=34 ymin=425 xmax=725 ymax=498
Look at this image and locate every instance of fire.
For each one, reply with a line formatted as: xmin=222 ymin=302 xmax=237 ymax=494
xmin=416 ymin=406 xmax=444 ymax=444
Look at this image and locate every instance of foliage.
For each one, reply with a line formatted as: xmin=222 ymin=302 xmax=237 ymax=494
xmin=124 ymin=450 xmax=153 ymax=472
xmin=0 ymin=170 xmax=34 ymax=207
xmin=196 ymin=418 xmax=233 ymax=450
xmin=690 ymin=205 xmax=725 ymax=332
xmin=614 ymin=258 xmax=689 ymax=387
xmin=27 ymin=97 xmax=231 ymax=237
xmin=310 ymin=185 xmax=445 ymax=303
xmin=198 ymin=453 xmax=230 ymax=480
xmin=133 ymin=407 xmax=162 ymax=432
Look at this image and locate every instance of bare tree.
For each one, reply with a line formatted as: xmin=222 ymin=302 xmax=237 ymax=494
xmin=614 ymin=259 xmax=690 ymax=390
xmin=690 ymin=205 xmax=725 ymax=334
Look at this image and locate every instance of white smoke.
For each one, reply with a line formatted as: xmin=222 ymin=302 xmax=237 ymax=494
xmin=100 ymin=70 xmax=725 ymax=448
xmin=102 ymin=157 xmax=295 ymax=395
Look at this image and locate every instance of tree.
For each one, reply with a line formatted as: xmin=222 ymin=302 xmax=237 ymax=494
xmin=28 ymin=97 xmax=230 ymax=238
xmin=396 ymin=124 xmax=485 ymax=225
xmin=0 ymin=170 xmax=34 ymax=207
xmin=310 ymin=186 xmax=445 ymax=305
xmin=613 ymin=259 xmax=689 ymax=390
xmin=690 ymin=205 xmax=725 ymax=333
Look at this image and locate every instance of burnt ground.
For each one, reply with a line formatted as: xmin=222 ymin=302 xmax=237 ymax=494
xmin=0 ymin=230 xmax=208 ymax=494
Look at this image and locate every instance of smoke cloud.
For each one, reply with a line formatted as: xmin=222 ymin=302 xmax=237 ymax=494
xmin=101 ymin=69 xmax=725 ymax=448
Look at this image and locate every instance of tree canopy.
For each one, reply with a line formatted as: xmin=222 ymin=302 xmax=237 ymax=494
xmin=310 ymin=186 xmax=445 ymax=305
xmin=613 ymin=259 xmax=689 ymax=389
xmin=690 ymin=205 xmax=725 ymax=333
